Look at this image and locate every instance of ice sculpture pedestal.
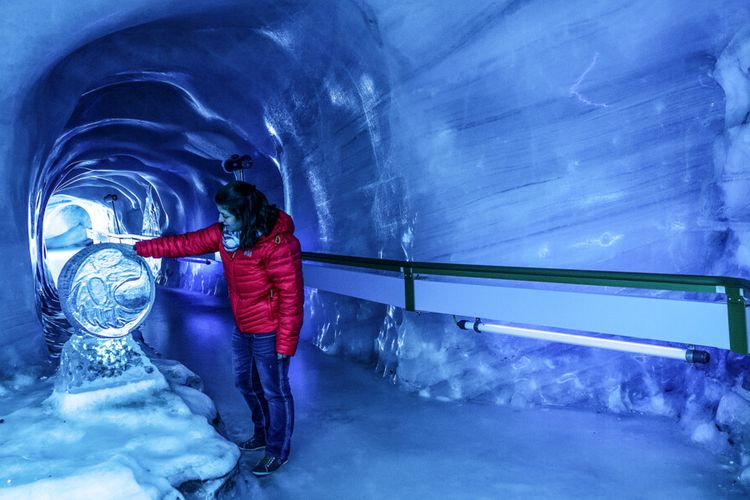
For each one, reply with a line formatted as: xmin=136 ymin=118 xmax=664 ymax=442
xmin=54 ymin=334 xmax=167 ymax=413
xmin=57 ymin=334 xmax=157 ymax=392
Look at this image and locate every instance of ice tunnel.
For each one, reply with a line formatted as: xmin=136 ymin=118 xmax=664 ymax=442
xmin=2 ymin=0 xmax=750 ymax=498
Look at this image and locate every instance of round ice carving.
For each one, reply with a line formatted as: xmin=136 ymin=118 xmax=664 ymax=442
xmin=58 ymin=243 xmax=155 ymax=338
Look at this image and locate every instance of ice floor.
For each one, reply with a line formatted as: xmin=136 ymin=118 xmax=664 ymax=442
xmin=139 ymin=287 xmax=744 ymax=499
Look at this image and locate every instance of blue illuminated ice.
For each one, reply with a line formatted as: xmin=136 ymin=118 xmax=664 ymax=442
xmin=0 ymin=354 xmax=239 ymax=498
xmin=1 ymin=0 xmax=750 ymax=497
xmin=308 ymin=289 xmax=750 ymax=487
xmin=713 ymin=29 xmax=750 ymax=273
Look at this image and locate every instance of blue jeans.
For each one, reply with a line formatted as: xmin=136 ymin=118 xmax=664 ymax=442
xmin=232 ymin=329 xmax=294 ymax=460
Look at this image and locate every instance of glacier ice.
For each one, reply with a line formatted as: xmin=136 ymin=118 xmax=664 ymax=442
xmin=1 ymin=352 xmax=239 ymax=498
xmin=1 ymin=0 xmax=750 ymax=496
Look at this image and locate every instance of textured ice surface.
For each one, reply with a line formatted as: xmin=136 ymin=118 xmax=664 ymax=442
xmin=0 ymin=347 xmax=238 ymax=499
xmin=43 ymin=202 xmax=91 ymax=249
xmin=308 ymin=289 xmax=750 ymax=487
xmin=55 ymin=333 xmax=161 ymax=397
xmin=2 ymin=0 xmax=750 ymax=496
xmin=713 ymin=29 xmax=750 ymax=273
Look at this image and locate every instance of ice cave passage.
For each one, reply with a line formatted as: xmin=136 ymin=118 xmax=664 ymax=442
xmin=2 ymin=0 xmax=750 ymax=498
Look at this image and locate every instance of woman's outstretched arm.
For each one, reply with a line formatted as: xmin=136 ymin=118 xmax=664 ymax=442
xmin=135 ymin=224 xmax=222 ymax=259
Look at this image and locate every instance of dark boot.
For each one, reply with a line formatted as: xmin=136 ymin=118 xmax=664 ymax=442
xmin=237 ymin=435 xmax=266 ymax=451
xmin=251 ymin=454 xmax=288 ymax=476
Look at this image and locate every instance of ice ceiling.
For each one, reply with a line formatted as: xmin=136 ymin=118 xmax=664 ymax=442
xmin=2 ymin=0 xmax=750 ymax=481
xmin=13 ymin=0 xmax=750 ymax=281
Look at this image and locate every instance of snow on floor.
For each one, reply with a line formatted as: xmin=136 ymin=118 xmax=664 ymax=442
xmin=140 ymin=288 xmax=747 ymax=499
xmin=0 ymin=335 xmax=239 ymax=499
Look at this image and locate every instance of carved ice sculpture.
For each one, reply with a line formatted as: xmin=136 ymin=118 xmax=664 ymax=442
xmin=58 ymin=243 xmax=154 ymax=338
xmin=55 ymin=243 xmax=163 ymax=397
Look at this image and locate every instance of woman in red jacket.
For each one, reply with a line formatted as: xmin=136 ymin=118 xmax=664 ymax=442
xmin=135 ymin=181 xmax=303 ymax=476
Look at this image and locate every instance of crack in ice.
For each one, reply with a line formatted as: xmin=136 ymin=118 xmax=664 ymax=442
xmin=570 ymin=52 xmax=609 ymax=108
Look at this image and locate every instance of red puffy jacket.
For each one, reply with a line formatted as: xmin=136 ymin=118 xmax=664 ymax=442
xmin=135 ymin=210 xmax=304 ymax=356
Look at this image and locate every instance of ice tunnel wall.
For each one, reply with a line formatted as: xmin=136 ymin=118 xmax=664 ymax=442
xmin=17 ymin=0 xmax=398 ymax=352
xmin=2 ymin=0 xmax=750 ymax=470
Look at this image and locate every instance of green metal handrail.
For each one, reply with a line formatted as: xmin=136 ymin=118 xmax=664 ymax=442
xmin=301 ymin=251 xmax=750 ymax=354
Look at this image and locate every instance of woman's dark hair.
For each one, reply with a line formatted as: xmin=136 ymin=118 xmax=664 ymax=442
xmin=215 ymin=181 xmax=279 ymax=249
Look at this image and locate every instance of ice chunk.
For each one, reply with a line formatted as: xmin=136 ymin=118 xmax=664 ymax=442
xmin=716 ymin=390 xmax=750 ymax=443
xmin=54 ymin=334 xmax=167 ymax=405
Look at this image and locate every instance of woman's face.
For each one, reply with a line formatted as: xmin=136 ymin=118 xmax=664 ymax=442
xmin=217 ymin=205 xmax=242 ymax=231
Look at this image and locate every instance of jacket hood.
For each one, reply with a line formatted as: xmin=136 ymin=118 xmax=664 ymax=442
xmin=269 ymin=209 xmax=294 ymax=236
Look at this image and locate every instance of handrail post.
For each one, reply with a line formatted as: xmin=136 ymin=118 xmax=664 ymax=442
xmin=403 ymin=265 xmax=415 ymax=311
xmin=726 ymin=287 xmax=749 ymax=354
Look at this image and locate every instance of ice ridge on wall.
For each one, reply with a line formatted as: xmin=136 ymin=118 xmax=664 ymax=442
xmin=712 ymin=29 xmax=750 ymax=276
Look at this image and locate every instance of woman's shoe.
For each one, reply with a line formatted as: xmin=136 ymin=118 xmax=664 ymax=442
xmin=251 ymin=454 xmax=287 ymax=475
xmin=237 ymin=436 xmax=266 ymax=450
